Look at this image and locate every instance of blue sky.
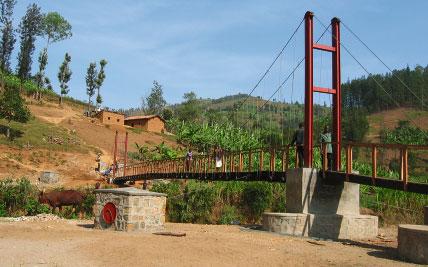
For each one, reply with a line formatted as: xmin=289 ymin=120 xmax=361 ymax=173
xmin=10 ymin=1 xmax=428 ymax=109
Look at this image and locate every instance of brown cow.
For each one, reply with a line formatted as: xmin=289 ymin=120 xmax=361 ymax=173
xmin=39 ymin=190 xmax=84 ymax=212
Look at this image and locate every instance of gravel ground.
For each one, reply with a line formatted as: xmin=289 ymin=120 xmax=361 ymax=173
xmin=0 ymin=219 xmax=413 ymax=267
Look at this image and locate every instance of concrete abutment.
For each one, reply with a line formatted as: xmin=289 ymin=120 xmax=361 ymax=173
xmin=262 ymin=168 xmax=378 ymax=240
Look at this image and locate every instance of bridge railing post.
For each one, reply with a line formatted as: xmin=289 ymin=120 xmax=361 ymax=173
xmin=400 ymin=147 xmax=409 ymax=191
xmin=248 ymin=150 xmax=252 ymax=172
xmin=239 ymin=152 xmax=243 ymax=172
xmin=283 ymin=146 xmax=289 ymax=172
xmin=270 ymin=149 xmax=276 ymax=172
xmin=371 ymin=145 xmax=377 ymax=185
xmin=346 ymin=144 xmax=353 ymax=181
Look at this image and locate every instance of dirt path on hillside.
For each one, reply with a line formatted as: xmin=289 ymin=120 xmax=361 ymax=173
xmin=0 ymin=145 xmax=101 ymax=188
xmin=0 ymin=220 xmax=410 ymax=267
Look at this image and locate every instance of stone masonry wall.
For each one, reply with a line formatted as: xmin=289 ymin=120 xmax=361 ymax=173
xmin=94 ymin=191 xmax=166 ymax=232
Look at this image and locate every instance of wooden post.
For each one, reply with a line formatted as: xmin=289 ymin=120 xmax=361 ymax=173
xmin=284 ymin=146 xmax=289 ymax=171
xmin=400 ymin=147 xmax=408 ymax=191
xmin=239 ymin=152 xmax=243 ymax=172
xmin=112 ymin=131 xmax=118 ymax=177
xmin=371 ymin=145 xmax=377 ymax=185
xmin=270 ymin=149 xmax=276 ymax=172
xmin=346 ymin=145 xmax=352 ymax=181
xmin=259 ymin=150 xmax=264 ymax=171
xmin=248 ymin=150 xmax=252 ymax=172
xmin=123 ymin=132 xmax=128 ymax=176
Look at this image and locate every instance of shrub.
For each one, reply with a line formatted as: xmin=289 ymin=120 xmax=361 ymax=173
xmin=241 ymin=182 xmax=272 ymax=223
xmin=270 ymin=183 xmax=286 ymax=212
xmin=152 ymin=181 xmax=185 ymax=222
xmin=181 ymin=181 xmax=217 ymax=223
xmin=0 ymin=202 xmax=6 ymax=217
xmin=0 ymin=177 xmax=51 ymax=217
xmin=81 ymin=191 xmax=96 ymax=218
xmin=24 ymin=199 xmax=50 ymax=215
xmin=218 ymin=205 xmax=241 ymax=225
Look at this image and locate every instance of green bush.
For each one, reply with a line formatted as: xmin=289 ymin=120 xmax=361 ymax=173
xmin=0 ymin=202 xmax=6 ymax=217
xmin=0 ymin=177 xmax=100 ymax=219
xmin=78 ymin=186 xmax=97 ymax=218
xmin=152 ymin=181 xmax=184 ymax=221
xmin=242 ymin=182 xmax=272 ymax=223
xmin=181 ymin=181 xmax=217 ymax=223
xmin=218 ymin=205 xmax=241 ymax=225
xmin=24 ymin=198 xmax=50 ymax=216
xmin=153 ymin=180 xmax=285 ymax=224
xmin=270 ymin=183 xmax=286 ymax=212
xmin=0 ymin=178 xmax=36 ymax=216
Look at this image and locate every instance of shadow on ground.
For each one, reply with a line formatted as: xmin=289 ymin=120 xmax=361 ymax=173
xmin=77 ymin=223 xmax=94 ymax=229
xmin=342 ymin=240 xmax=401 ymax=263
xmin=241 ymin=224 xmax=405 ymax=264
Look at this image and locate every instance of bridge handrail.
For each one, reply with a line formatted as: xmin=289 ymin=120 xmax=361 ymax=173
xmin=114 ymin=142 xmax=428 ymax=192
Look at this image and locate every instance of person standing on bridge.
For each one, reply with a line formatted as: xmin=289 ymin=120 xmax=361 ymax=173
xmin=185 ymin=148 xmax=193 ymax=172
xmin=290 ymin=122 xmax=304 ymax=168
xmin=320 ymin=125 xmax=333 ymax=170
xmin=215 ymin=146 xmax=224 ymax=172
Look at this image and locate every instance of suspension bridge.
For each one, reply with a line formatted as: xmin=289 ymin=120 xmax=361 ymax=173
xmin=111 ymin=11 xmax=428 ymax=195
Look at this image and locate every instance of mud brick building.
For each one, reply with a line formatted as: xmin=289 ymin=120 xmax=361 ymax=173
xmin=124 ymin=115 xmax=165 ymax=133
xmin=95 ymin=110 xmax=125 ymax=126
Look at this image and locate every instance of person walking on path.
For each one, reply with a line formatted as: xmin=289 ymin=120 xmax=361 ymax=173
xmin=320 ymin=125 xmax=333 ymax=170
xmin=290 ymin=122 xmax=304 ymax=168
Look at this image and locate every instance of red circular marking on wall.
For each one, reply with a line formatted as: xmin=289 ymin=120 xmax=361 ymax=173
xmin=102 ymin=202 xmax=116 ymax=224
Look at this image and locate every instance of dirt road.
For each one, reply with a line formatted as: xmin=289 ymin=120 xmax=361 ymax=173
xmin=0 ymin=219 xmax=411 ymax=267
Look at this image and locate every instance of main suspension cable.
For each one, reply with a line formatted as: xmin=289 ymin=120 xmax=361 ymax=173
xmin=230 ymin=18 xmax=305 ymax=113
xmin=240 ymin=22 xmax=332 ymax=130
xmin=341 ymin=20 xmax=426 ymax=109
xmin=314 ymin=15 xmax=428 ymax=140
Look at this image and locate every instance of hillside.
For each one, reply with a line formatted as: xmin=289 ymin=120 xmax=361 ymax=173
xmin=0 ymin=96 xmax=180 ymax=187
xmin=366 ymin=108 xmax=428 ymax=142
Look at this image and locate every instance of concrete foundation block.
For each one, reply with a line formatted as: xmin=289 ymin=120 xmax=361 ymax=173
xmin=398 ymin=224 xmax=428 ymax=264
xmin=94 ymin=187 xmax=166 ymax=232
xmin=263 ymin=168 xmax=378 ymax=240
xmin=286 ymin=168 xmax=360 ymax=215
xmin=262 ymin=212 xmax=378 ymax=240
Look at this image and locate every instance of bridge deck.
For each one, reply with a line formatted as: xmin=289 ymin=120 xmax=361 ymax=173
xmin=113 ymin=144 xmax=428 ymax=195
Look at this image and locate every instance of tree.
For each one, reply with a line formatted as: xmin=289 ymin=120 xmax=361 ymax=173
xmin=16 ymin=4 xmax=44 ymax=80
xmin=85 ymin=62 xmax=97 ymax=115
xmin=95 ymin=59 xmax=107 ymax=108
xmin=177 ymin=91 xmax=201 ymax=122
xmin=162 ymin=108 xmax=173 ymax=121
xmin=57 ymin=53 xmax=72 ymax=104
xmin=42 ymin=12 xmax=72 ymax=48
xmin=44 ymin=76 xmax=52 ymax=90
xmin=0 ymin=0 xmax=16 ymax=72
xmin=0 ymin=87 xmax=30 ymax=138
xmin=34 ymin=47 xmax=47 ymax=99
xmin=146 ymin=80 xmax=166 ymax=115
